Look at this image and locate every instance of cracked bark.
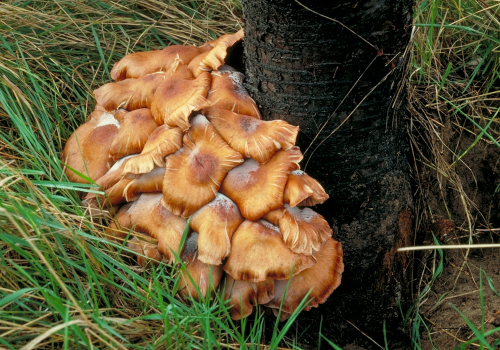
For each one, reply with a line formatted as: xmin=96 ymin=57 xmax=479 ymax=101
xmin=241 ymin=0 xmax=415 ymax=347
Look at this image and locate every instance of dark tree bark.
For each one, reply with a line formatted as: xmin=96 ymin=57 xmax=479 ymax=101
xmin=241 ymin=0 xmax=415 ymax=347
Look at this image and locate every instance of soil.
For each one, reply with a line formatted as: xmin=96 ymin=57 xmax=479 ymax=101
xmin=414 ymin=116 xmax=500 ymax=349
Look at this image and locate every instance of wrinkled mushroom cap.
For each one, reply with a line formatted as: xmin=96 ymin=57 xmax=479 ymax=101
xmin=179 ymin=232 xmax=224 ymax=301
xmin=123 ymin=166 xmax=165 ymax=202
xmin=220 ymin=147 xmax=302 ymax=220
xmin=122 ymin=125 xmax=183 ymax=175
xmin=284 ymin=170 xmax=329 ymax=207
xmin=190 ymin=193 xmax=244 ymax=265
xmin=207 ymin=70 xmax=261 ymax=119
xmin=162 ymin=115 xmax=243 ymax=218
xmin=203 ymin=107 xmax=299 ymax=163
xmin=265 ymin=205 xmax=332 ymax=255
xmin=224 ymin=220 xmax=316 ymax=283
xmin=151 ymin=72 xmax=211 ymax=131
xmin=188 ymin=29 xmax=244 ymax=77
xmin=265 ymin=238 xmax=343 ymax=316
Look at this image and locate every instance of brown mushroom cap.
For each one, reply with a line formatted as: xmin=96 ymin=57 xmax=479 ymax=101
xmin=284 ymin=170 xmax=329 ymax=207
xmin=179 ymin=232 xmax=224 ymax=301
xmin=224 ymin=220 xmax=316 ymax=283
xmin=220 ymin=147 xmax=303 ymax=221
xmin=188 ymin=29 xmax=244 ymax=77
xmin=223 ymin=275 xmax=275 ymax=320
xmin=203 ymin=106 xmax=299 ymax=163
xmin=127 ymin=236 xmax=162 ymax=266
xmin=62 ymin=108 xmax=120 ymax=183
xmin=190 ymin=193 xmax=244 ymax=265
xmin=108 ymin=109 xmax=159 ymax=162
xmin=265 ymin=238 xmax=343 ymax=317
xmin=94 ymin=72 xmax=166 ymax=111
xmin=122 ymin=125 xmax=183 ymax=175
xmin=207 ymin=70 xmax=261 ymax=119
xmin=265 ymin=205 xmax=332 ymax=256
xmin=128 ymin=193 xmax=187 ymax=264
xmin=151 ymin=72 xmax=211 ymax=131
xmin=123 ymin=166 xmax=165 ymax=201
xmin=110 ymin=45 xmax=206 ymax=81
xmin=162 ymin=115 xmax=244 ymax=218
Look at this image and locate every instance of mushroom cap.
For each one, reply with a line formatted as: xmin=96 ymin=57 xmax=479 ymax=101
xmin=224 ymin=220 xmax=316 ymax=283
xmin=203 ymin=106 xmax=299 ymax=163
xmin=284 ymin=170 xmax=329 ymax=207
xmin=190 ymin=193 xmax=244 ymax=265
xmin=220 ymin=147 xmax=303 ymax=221
xmin=62 ymin=108 xmax=120 ymax=183
xmin=162 ymin=115 xmax=244 ymax=218
xmin=207 ymin=70 xmax=261 ymax=119
xmin=127 ymin=236 xmax=162 ymax=266
xmin=151 ymin=72 xmax=211 ymax=131
xmin=265 ymin=205 xmax=332 ymax=256
xmin=188 ymin=29 xmax=244 ymax=77
xmin=94 ymin=72 xmax=166 ymax=111
xmin=223 ymin=275 xmax=275 ymax=320
xmin=128 ymin=193 xmax=187 ymax=264
xmin=122 ymin=125 xmax=183 ymax=175
xmin=109 ymin=109 xmax=159 ymax=162
xmin=265 ymin=238 xmax=343 ymax=315
xmin=123 ymin=166 xmax=165 ymax=201
xmin=179 ymin=232 xmax=224 ymax=301
xmin=110 ymin=45 xmax=206 ymax=81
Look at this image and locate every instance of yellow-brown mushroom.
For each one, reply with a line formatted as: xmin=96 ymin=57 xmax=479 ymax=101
xmin=161 ymin=115 xmax=243 ymax=218
xmin=224 ymin=220 xmax=316 ymax=283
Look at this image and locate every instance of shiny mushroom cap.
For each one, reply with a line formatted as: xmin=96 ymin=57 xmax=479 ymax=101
xmin=151 ymin=72 xmax=211 ymax=131
xmin=203 ymin=107 xmax=299 ymax=164
xmin=265 ymin=238 xmax=343 ymax=318
xmin=284 ymin=170 xmax=329 ymax=207
xmin=207 ymin=70 xmax=261 ymax=119
xmin=220 ymin=147 xmax=303 ymax=220
xmin=224 ymin=220 xmax=316 ymax=283
xmin=108 ymin=109 xmax=159 ymax=163
xmin=190 ymin=193 xmax=244 ymax=265
xmin=62 ymin=107 xmax=120 ymax=184
xmin=161 ymin=115 xmax=243 ymax=218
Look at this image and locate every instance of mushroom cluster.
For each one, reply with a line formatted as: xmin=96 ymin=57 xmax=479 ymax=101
xmin=62 ymin=29 xmax=344 ymax=321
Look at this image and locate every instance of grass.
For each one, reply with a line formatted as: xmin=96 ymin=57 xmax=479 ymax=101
xmin=1 ymin=0 xmax=500 ymax=348
xmin=0 ymin=1 xmax=310 ymax=348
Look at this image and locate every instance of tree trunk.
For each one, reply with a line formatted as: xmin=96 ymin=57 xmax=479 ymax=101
xmin=241 ymin=0 xmax=415 ymax=347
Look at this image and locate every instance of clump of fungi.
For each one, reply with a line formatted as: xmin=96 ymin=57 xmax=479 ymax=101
xmin=63 ymin=29 xmax=344 ymax=321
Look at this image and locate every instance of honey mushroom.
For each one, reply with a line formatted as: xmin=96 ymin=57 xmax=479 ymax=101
xmin=62 ymin=29 xmax=343 ymax=321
